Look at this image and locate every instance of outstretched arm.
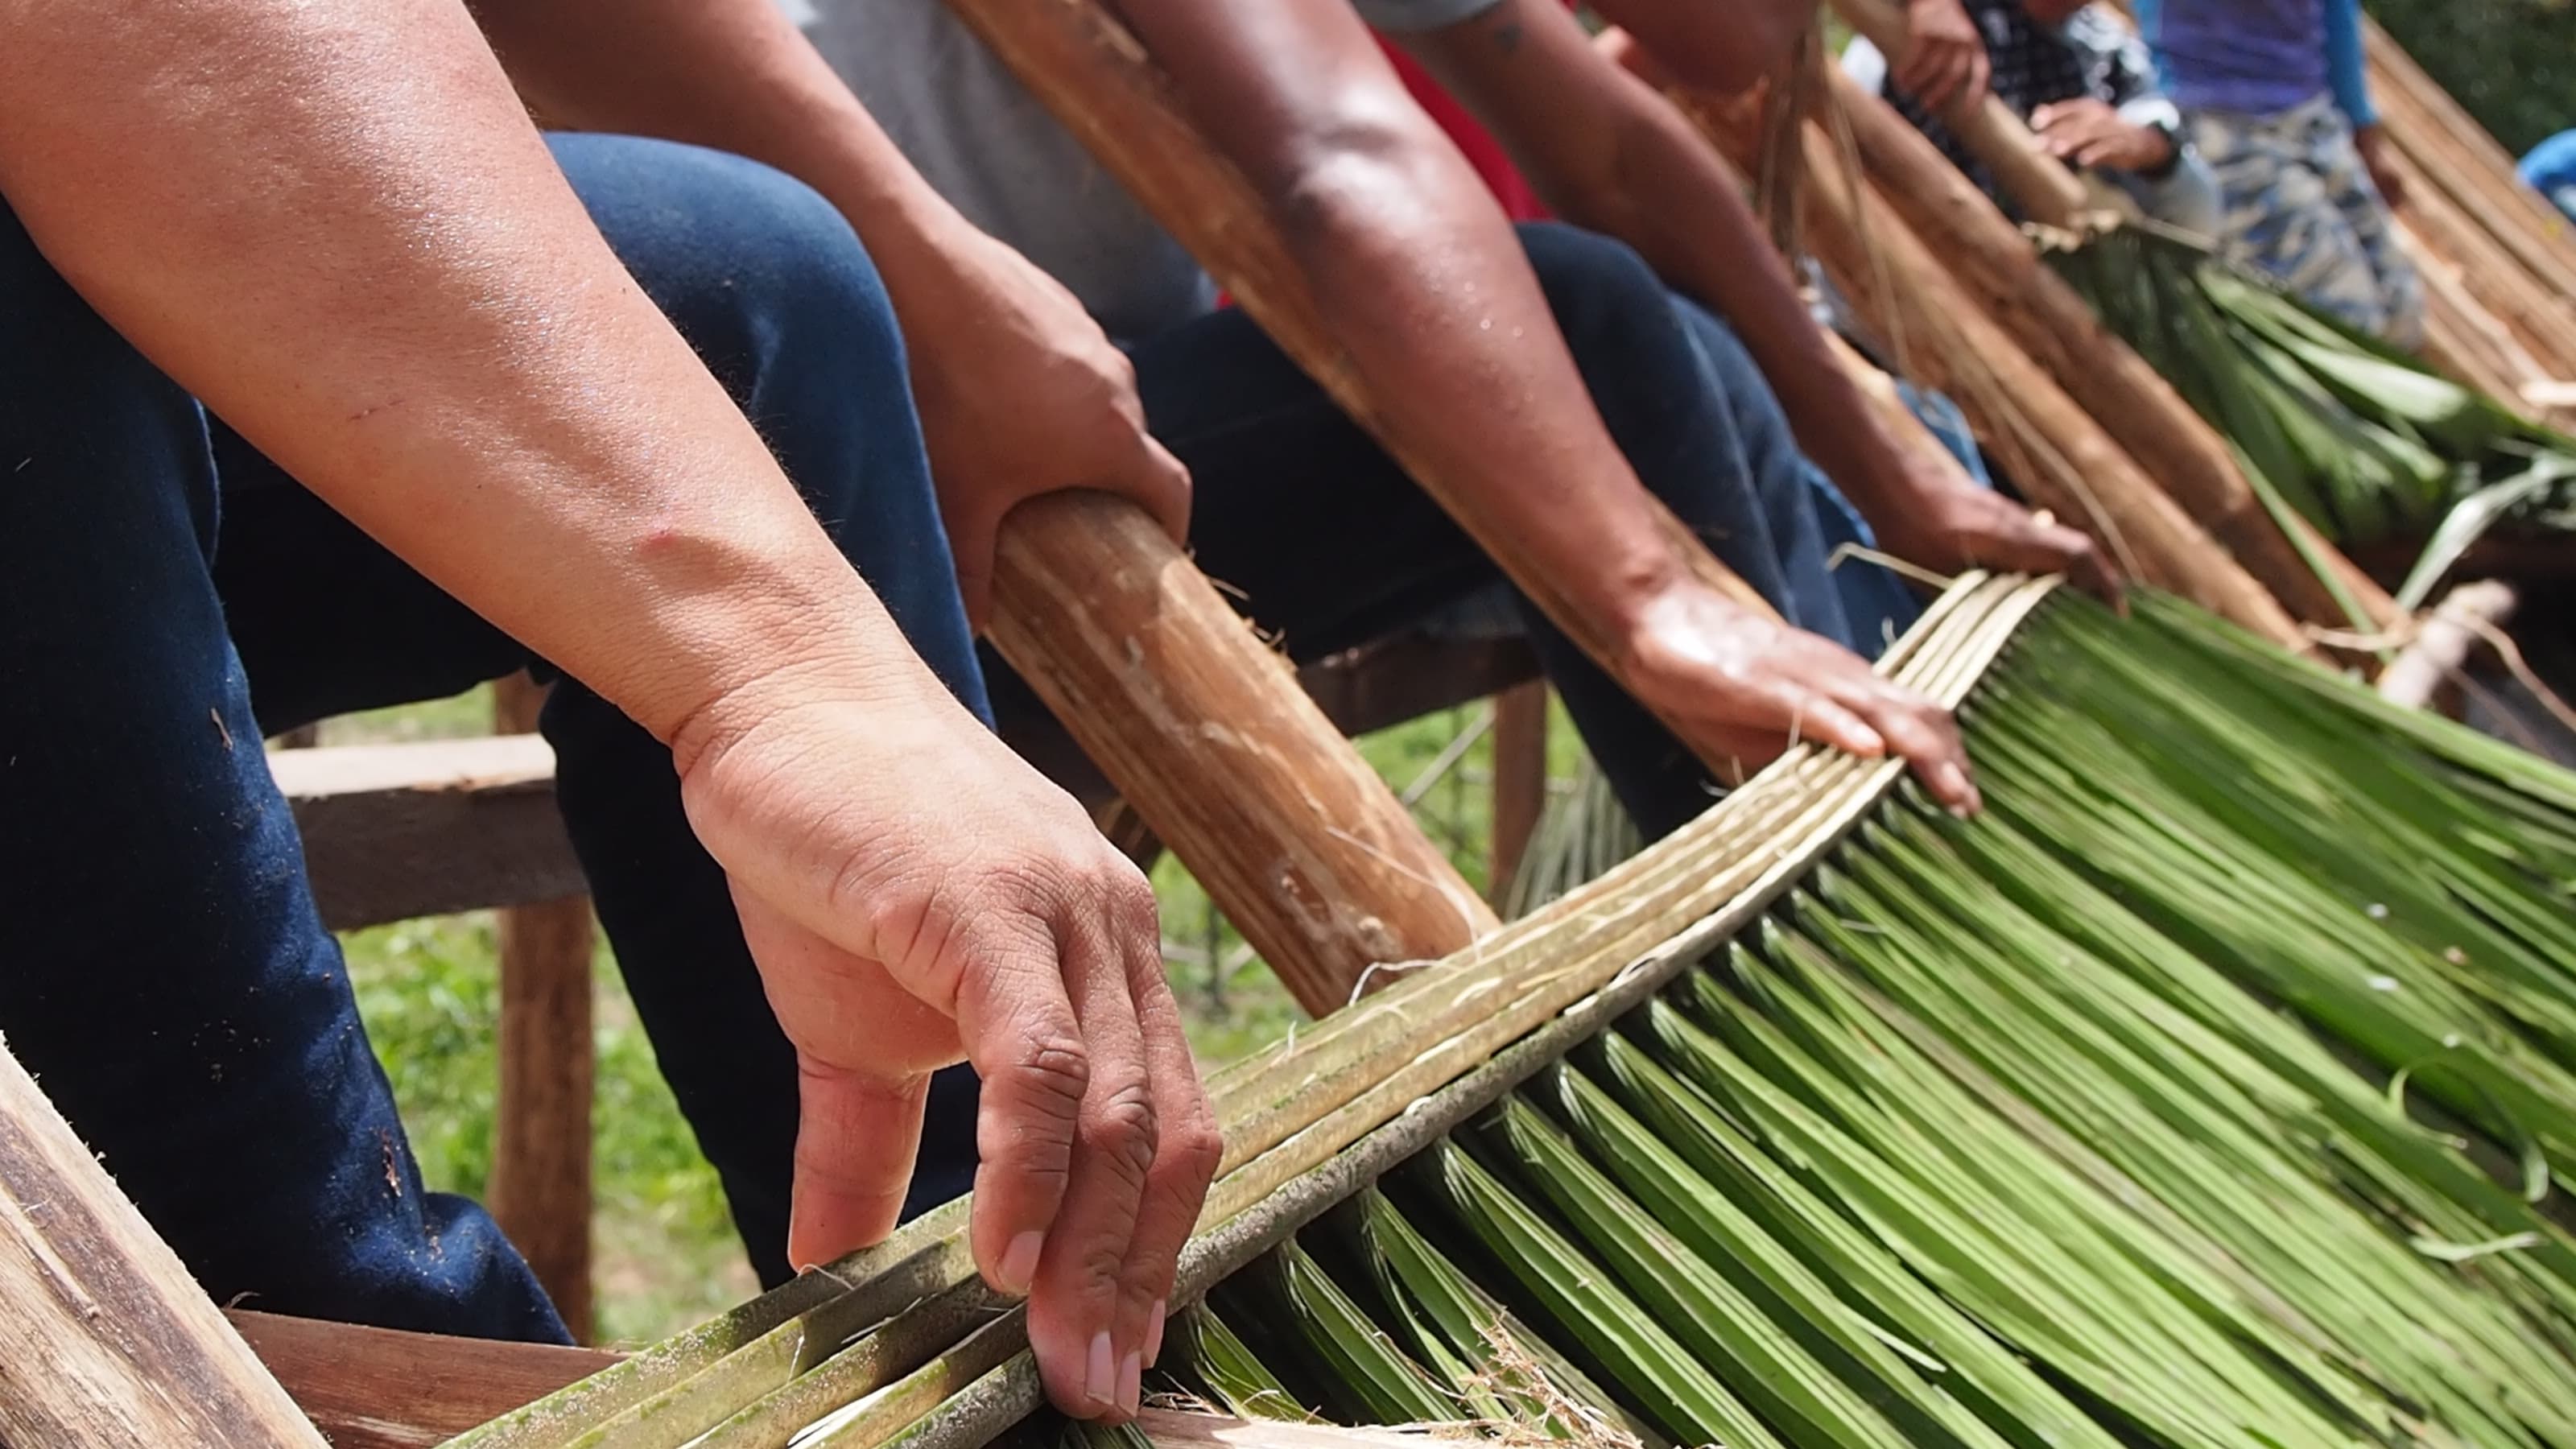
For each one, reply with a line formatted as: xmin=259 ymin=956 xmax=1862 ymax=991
xmin=1394 ymin=0 xmax=2107 ymax=594
xmin=1108 ymin=0 xmax=1977 ymax=803
xmin=469 ymin=0 xmax=1191 ymax=626
xmin=0 ymin=0 xmax=1204 ymax=1420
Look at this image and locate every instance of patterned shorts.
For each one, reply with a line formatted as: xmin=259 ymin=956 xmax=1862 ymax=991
xmin=2189 ymin=94 xmax=2425 ymax=347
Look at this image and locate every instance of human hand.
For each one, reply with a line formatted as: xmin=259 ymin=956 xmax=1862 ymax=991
xmin=1871 ymin=473 xmax=2124 ymax=605
xmin=2032 ymin=97 xmax=2176 ymax=175
xmin=901 ymin=223 xmax=1192 ymax=628
xmin=1616 ymin=580 xmax=1981 ymax=814
xmin=672 ymin=672 xmax=1220 ymax=1422
xmin=1896 ymin=0 xmax=1992 ymax=118
xmin=2354 ymin=123 xmax=2408 ymax=208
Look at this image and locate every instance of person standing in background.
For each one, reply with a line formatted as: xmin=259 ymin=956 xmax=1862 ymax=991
xmin=2133 ymin=0 xmax=2422 ymax=344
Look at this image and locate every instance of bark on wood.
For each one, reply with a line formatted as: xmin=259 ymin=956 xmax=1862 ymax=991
xmin=1820 ymin=66 xmax=2399 ymax=632
xmin=273 ymin=734 xmax=584 ymax=931
xmin=1488 ymin=682 xmax=1550 ymax=907
xmin=1690 ymin=92 xmax=2314 ymax=650
xmin=2377 ymin=580 xmax=2519 ymax=712
xmin=943 ymin=0 xmax=1783 ymax=727
xmin=229 ymin=1309 xmax=623 ymax=1449
xmin=488 ymin=675 xmax=597 ymax=1344
xmin=989 ymin=492 xmax=1497 ymax=1017
xmin=1825 ymin=0 xmax=2088 ymax=227
xmin=0 ymin=1033 xmax=329 ymax=1447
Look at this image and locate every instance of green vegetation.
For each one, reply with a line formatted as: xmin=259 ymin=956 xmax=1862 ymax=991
xmin=2371 ymin=0 xmax=2576 ymax=159
xmin=1144 ymin=592 xmax=2576 ymax=1449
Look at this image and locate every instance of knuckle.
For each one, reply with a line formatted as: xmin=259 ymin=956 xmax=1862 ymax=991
xmin=1083 ymin=1079 xmax=1160 ymax=1183
xmin=1004 ymin=1037 xmax=1092 ymax=1127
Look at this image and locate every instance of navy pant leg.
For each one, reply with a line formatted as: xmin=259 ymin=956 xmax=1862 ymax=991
xmin=1073 ymin=222 xmax=1849 ymax=842
xmin=213 ymin=135 xmax=990 ymax=1291
xmin=0 ymin=208 xmax=564 ymax=1340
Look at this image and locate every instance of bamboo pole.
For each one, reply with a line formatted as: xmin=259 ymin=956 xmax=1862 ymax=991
xmin=941 ymin=0 xmax=1787 ymax=718
xmin=1818 ymin=65 xmax=2401 ymax=633
xmin=488 ymin=673 xmax=596 ymax=1344
xmin=988 ymin=492 xmax=1496 ymax=1016
xmin=1687 ymin=91 xmax=2314 ymax=650
xmin=2363 ymin=21 xmax=2576 ymax=303
xmin=0 ymin=1032 xmax=332 ymax=1447
xmin=1825 ymin=0 xmax=2088 ymax=228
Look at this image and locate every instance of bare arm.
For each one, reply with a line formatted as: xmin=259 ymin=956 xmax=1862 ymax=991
xmin=469 ymin=0 xmax=1191 ymax=625
xmin=0 ymin=2 xmax=1202 ymax=1418
xmin=1108 ymin=0 xmax=1975 ymax=800
xmin=1398 ymin=0 xmax=2106 ymax=592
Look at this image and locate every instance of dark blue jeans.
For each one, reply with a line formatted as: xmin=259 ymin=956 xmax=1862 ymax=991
xmin=0 ymin=134 xmax=985 ymax=1340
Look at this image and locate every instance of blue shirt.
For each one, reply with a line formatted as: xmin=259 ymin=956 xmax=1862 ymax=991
xmin=2133 ymin=0 xmax=2377 ymax=126
xmin=2522 ymin=130 xmax=2576 ymax=223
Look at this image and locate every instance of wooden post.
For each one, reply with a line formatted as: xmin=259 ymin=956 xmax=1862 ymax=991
xmin=1686 ymin=90 xmax=2314 ymax=651
xmin=942 ymin=0 xmax=1783 ymax=726
xmin=989 ymin=493 xmax=1496 ymax=1016
xmin=1824 ymin=0 xmax=2089 ymax=228
xmin=1487 ymin=683 xmax=1549 ymax=908
xmin=485 ymin=674 xmax=595 ymax=1342
xmin=1817 ymin=66 xmax=2402 ymax=634
xmin=0 ymin=1033 xmax=332 ymax=1447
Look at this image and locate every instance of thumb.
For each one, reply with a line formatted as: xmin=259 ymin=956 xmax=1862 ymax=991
xmin=786 ymin=1056 xmax=934 ymax=1272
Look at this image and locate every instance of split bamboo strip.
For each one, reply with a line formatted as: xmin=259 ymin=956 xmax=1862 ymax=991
xmin=1823 ymin=0 xmax=2088 ymax=228
xmin=937 ymin=0 xmax=1815 ymax=795
xmin=0 ymin=1032 xmax=332 ymax=1447
xmin=1686 ymin=90 xmax=2314 ymax=650
xmin=1818 ymin=65 xmax=2401 ymax=632
xmin=443 ymin=576 xmax=2041 ymax=1449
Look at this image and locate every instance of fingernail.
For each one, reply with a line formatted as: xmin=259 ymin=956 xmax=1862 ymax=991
xmin=1119 ymin=1349 xmax=1142 ymax=1417
xmin=1086 ymin=1331 xmax=1117 ymax=1410
xmin=998 ymin=1232 xmax=1044 ymax=1295
xmin=1145 ymin=1299 xmax=1168 ymax=1367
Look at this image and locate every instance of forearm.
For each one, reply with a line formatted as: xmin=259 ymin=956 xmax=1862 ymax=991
xmin=2321 ymin=0 xmax=2376 ymax=129
xmin=0 ymin=0 xmax=935 ymax=745
xmin=1572 ymin=104 xmax=1926 ymax=518
xmin=469 ymin=0 xmax=981 ymax=345
xmin=1278 ymin=144 xmax=1686 ymax=634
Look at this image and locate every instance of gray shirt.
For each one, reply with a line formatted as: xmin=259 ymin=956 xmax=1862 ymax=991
xmin=799 ymin=0 xmax=1499 ymax=339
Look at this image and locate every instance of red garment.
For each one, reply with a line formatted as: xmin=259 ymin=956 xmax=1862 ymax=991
xmin=1378 ymin=41 xmax=1550 ymax=222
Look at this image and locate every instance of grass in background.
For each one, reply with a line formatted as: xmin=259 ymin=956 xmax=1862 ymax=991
xmin=334 ymin=689 xmax=1582 ymax=1344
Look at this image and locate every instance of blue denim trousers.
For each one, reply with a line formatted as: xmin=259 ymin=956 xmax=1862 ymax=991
xmin=0 ymin=133 xmax=987 ymax=1342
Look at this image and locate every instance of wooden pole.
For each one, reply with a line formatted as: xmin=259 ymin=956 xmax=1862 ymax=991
xmin=1686 ymin=91 xmax=2316 ymax=651
xmin=2363 ymin=21 xmax=2576 ymax=303
xmin=942 ymin=0 xmax=1784 ymax=704
xmin=0 ymin=1032 xmax=332 ymax=1447
xmin=1824 ymin=0 xmax=2089 ymax=228
xmin=1486 ymin=682 xmax=1549 ymax=909
xmin=230 ymin=1308 xmax=624 ymax=1449
xmin=1818 ymin=66 xmax=2401 ymax=633
xmin=989 ymin=493 xmax=1495 ymax=1017
xmin=486 ymin=674 xmax=595 ymax=1342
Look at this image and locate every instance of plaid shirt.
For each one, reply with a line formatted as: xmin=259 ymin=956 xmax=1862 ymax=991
xmin=1864 ymin=3 xmax=2178 ymax=212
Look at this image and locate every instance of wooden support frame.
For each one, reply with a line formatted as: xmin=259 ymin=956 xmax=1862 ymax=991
xmin=0 ymin=1034 xmax=328 ymax=1447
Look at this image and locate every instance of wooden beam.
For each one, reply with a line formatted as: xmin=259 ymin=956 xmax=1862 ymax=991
xmin=1685 ymin=89 xmax=2315 ymax=652
xmin=1816 ymin=65 xmax=2401 ymax=634
xmin=0 ymin=1033 xmax=329 ymax=1447
xmin=485 ymin=677 xmax=597 ymax=1344
xmin=991 ymin=493 xmax=1497 ymax=1016
xmin=1488 ymin=682 xmax=1550 ymax=907
xmin=271 ymin=733 xmax=583 ymax=931
xmin=227 ymin=1309 xmax=623 ymax=1449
